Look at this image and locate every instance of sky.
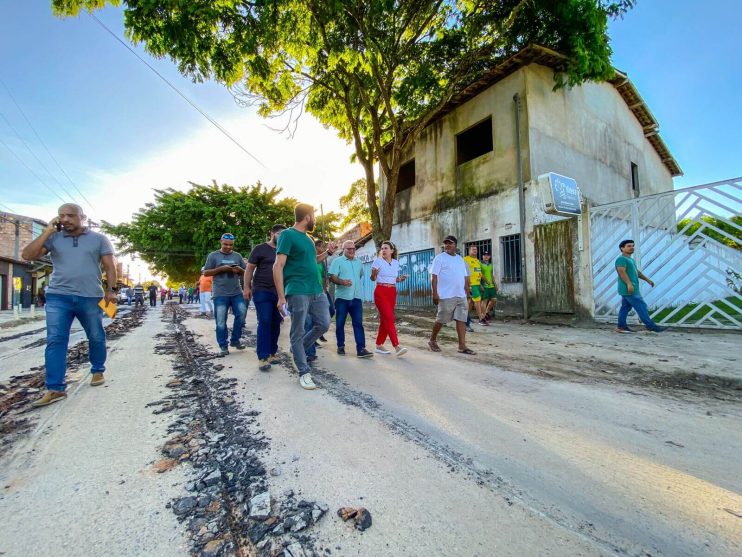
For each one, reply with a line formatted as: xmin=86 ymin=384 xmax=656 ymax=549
xmin=0 ymin=1 xmax=740 ymax=279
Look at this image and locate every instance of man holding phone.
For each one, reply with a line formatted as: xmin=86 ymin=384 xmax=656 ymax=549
xmin=22 ymin=203 xmax=117 ymax=407
xmin=203 ymin=233 xmax=248 ymax=356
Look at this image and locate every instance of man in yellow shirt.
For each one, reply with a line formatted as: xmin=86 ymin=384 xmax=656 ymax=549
xmin=463 ymin=245 xmax=487 ymax=326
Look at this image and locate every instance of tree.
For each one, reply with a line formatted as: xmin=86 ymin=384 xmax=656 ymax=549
xmin=339 ymin=178 xmax=374 ymax=231
xmin=102 ymin=181 xmax=296 ymax=283
xmin=54 ymin=1 xmax=635 ymax=243
xmin=678 ymin=215 xmax=742 ymax=250
xmin=312 ymin=211 xmax=341 ymax=242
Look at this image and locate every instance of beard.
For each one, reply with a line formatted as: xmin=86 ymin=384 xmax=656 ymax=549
xmin=306 ymin=217 xmax=315 ymax=232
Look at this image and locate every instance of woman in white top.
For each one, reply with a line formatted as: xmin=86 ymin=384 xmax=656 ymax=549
xmin=370 ymin=241 xmax=408 ymax=356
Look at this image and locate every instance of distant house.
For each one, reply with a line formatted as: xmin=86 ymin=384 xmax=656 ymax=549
xmin=0 ymin=212 xmax=52 ymax=309
xmin=380 ymin=44 xmax=681 ymax=316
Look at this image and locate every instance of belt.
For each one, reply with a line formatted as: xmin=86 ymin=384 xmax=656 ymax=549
xmin=377 ymin=283 xmax=396 ymax=288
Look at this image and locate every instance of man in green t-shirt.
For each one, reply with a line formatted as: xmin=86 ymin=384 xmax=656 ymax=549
xmin=274 ymin=203 xmax=338 ymax=390
xmin=480 ymin=252 xmax=498 ymax=321
xmin=615 ymin=239 xmax=666 ymax=333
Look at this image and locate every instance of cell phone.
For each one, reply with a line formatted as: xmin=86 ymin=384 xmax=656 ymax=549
xmin=55 ymin=222 xmax=62 ymax=231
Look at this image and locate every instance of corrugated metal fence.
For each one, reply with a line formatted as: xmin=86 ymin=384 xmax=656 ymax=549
xmin=359 ymin=248 xmax=435 ymax=307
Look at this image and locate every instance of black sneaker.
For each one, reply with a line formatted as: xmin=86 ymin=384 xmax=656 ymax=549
xmin=357 ymin=348 xmax=373 ymax=359
xmin=337 ymin=347 xmax=346 ymax=356
xmin=219 ymin=347 xmax=229 ymax=357
xmin=307 ymin=354 xmax=318 ymax=363
xmin=230 ymin=341 xmax=246 ymax=350
xmin=319 ymin=335 xmax=328 ymax=342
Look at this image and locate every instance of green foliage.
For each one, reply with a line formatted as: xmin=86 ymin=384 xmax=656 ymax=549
xmin=53 ymin=0 xmax=635 ymax=241
xmin=312 ymin=211 xmax=341 ymax=242
xmin=102 ymin=181 xmax=296 ymax=283
xmin=339 ymin=179 xmax=374 ymax=230
xmin=677 ymin=216 xmax=742 ymax=250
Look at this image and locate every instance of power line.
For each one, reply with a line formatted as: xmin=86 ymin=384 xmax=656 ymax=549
xmin=88 ymin=13 xmax=267 ymax=169
xmin=0 ymin=137 xmax=67 ymax=204
xmin=0 ymin=78 xmax=97 ymax=211
xmin=0 ymin=110 xmax=79 ymax=203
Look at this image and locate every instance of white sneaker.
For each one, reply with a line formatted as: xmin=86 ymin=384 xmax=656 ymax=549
xmin=299 ymin=373 xmax=318 ymax=390
xmin=375 ymin=346 xmax=391 ymax=354
xmin=395 ymin=346 xmax=408 ymax=357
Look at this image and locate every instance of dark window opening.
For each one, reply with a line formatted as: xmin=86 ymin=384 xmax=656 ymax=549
xmin=631 ymin=162 xmax=640 ymax=197
xmin=456 ymin=118 xmax=493 ymax=165
xmin=464 ymin=239 xmax=492 ymax=260
xmin=397 ymin=159 xmax=415 ymax=192
xmin=500 ymin=234 xmax=522 ymax=283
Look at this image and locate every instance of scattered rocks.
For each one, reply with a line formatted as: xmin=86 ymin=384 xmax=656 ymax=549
xmin=337 ymin=506 xmax=372 ymax=531
xmin=249 ymin=491 xmax=271 ymax=520
xmin=201 ymin=538 xmax=225 ymax=557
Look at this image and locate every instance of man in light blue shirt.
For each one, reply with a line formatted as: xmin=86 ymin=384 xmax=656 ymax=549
xmin=328 ymin=241 xmax=373 ymax=358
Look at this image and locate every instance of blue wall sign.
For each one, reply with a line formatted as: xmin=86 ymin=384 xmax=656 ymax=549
xmin=545 ymin=173 xmax=581 ymax=216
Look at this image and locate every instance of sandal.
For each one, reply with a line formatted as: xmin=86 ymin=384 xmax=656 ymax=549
xmin=428 ymin=340 xmax=441 ymax=352
xmin=458 ymin=348 xmax=476 ymax=355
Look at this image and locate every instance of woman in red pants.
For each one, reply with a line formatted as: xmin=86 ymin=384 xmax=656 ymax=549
xmin=371 ymin=241 xmax=408 ymax=356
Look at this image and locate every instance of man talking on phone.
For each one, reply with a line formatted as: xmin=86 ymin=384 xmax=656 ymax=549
xmin=203 ymin=233 xmax=247 ymax=356
xmin=22 ymin=203 xmax=117 ymax=407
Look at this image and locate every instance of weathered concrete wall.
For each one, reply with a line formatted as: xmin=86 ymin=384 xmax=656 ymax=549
xmin=389 ymin=69 xmax=529 ymax=225
xmin=524 ymin=64 xmax=674 ymax=203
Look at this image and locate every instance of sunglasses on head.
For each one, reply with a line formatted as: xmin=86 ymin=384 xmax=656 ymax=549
xmin=221 ymin=234 xmax=235 ymax=241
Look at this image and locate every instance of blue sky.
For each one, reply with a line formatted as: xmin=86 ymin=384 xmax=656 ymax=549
xmin=0 ymin=0 xmax=740 ymax=227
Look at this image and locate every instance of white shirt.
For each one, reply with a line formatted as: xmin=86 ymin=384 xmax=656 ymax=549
xmin=431 ymin=252 xmax=469 ymax=299
xmin=372 ymin=257 xmax=400 ymax=284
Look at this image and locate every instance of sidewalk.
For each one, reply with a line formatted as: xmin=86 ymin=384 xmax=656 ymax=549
xmin=0 ymin=307 xmax=46 ymax=328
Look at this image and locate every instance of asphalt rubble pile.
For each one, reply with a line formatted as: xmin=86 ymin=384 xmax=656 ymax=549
xmin=0 ymin=306 xmax=147 ymax=456
xmin=154 ymin=304 xmax=330 ymax=557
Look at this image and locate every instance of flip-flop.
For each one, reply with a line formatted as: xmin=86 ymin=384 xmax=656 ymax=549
xmin=428 ymin=340 xmax=441 ymax=352
xmin=458 ymin=348 xmax=476 ymax=355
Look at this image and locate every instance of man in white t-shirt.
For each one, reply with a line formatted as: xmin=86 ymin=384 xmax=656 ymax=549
xmin=428 ymin=235 xmax=475 ymax=355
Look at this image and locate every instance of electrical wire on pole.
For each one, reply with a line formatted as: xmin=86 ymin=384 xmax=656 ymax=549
xmin=89 ymin=14 xmax=267 ymax=169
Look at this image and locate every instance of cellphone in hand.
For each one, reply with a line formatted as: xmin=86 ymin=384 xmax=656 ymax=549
xmin=55 ymin=221 xmax=62 ymax=232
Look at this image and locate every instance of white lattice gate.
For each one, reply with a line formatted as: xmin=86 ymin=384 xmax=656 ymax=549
xmin=590 ymin=178 xmax=742 ymax=330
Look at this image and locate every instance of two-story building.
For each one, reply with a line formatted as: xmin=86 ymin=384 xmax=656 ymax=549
xmin=381 ymin=44 xmax=681 ymax=318
xmin=0 ymin=212 xmax=52 ymax=309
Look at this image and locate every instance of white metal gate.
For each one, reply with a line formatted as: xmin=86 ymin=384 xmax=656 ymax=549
xmin=590 ymin=177 xmax=742 ymax=329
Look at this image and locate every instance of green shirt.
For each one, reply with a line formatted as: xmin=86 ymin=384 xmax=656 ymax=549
xmin=480 ymin=262 xmax=494 ymax=286
xmin=615 ymin=255 xmax=639 ymax=296
xmin=276 ymin=228 xmax=322 ymax=296
xmin=328 ymin=255 xmax=364 ymax=300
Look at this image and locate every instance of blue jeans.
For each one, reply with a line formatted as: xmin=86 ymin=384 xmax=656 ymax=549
xmin=45 ymin=293 xmax=107 ymax=392
xmin=213 ymin=294 xmax=247 ymax=348
xmin=334 ymin=297 xmax=366 ymax=353
xmin=287 ymin=293 xmax=330 ymax=374
xmin=253 ymin=290 xmax=282 ymax=360
xmin=617 ymin=294 xmax=660 ymax=330
xmin=304 ymin=314 xmax=317 ymax=358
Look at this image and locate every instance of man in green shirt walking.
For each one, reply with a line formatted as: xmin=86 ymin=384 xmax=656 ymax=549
xmin=274 ymin=203 xmax=338 ymax=389
xmin=615 ymin=239 xmax=666 ymax=333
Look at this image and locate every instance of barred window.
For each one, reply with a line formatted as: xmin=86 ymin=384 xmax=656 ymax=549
xmin=500 ymin=234 xmax=522 ymax=282
xmin=464 ymin=239 xmax=492 ymax=259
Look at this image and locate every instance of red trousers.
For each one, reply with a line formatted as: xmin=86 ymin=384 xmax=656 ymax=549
xmin=374 ymin=285 xmax=399 ymax=347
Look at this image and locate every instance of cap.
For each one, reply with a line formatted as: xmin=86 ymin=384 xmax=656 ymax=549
xmin=482 ymin=251 xmax=490 ymax=256
xmin=443 ymin=235 xmax=457 ymax=245
xmin=221 ymin=233 xmax=235 ymax=240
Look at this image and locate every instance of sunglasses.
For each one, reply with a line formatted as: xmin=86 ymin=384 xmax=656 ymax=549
xmin=221 ymin=234 xmax=235 ymax=240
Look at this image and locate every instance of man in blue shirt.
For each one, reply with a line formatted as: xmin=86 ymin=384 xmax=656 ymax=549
xmin=328 ymin=241 xmax=373 ymax=358
xmin=22 ymin=203 xmax=117 ymax=407
xmin=615 ymin=239 xmax=666 ymax=333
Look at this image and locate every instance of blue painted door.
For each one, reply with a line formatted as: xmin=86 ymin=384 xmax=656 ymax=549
xmin=397 ymin=249 xmax=435 ymax=307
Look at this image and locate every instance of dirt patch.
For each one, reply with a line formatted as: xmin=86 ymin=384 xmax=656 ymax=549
xmin=0 ymin=327 xmax=46 ymax=344
xmin=154 ymin=304 xmax=329 ymax=557
xmin=0 ymin=307 xmax=148 ymax=457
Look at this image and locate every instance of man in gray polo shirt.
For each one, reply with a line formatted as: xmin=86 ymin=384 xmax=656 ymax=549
xmin=203 ymin=233 xmax=247 ymax=356
xmin=22 ymin=203 xmax=117 ymax=407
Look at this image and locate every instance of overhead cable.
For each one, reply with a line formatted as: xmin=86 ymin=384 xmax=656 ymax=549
xmin=0 ymin=137 xmax=67 ymax=204
xmin=89 ymin=14 xmax=266 ymax=169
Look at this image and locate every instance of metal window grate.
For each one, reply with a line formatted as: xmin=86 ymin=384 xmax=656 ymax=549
xmin=464 ymin=239 xmax=492 ymax=259
xmin=500 ymin=234 xmax=522 ymax=282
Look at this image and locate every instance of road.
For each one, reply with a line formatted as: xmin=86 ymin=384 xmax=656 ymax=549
xmin=0 ymin=302 xmax=739 ymax=557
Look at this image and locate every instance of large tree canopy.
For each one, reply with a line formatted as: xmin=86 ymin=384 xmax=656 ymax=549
xmin=54 ymin=0 xmax=635 ymax=242
xmin=103 ymin=182 xmax=296 ymax=282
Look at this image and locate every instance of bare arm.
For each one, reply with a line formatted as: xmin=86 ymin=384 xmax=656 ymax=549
xmin=431 ymin=274 xmax=439 ymax=304
xmin=617 ymin=267 xmax=635 ymax=294
xmin=370 ymin=267 xmax=379 ymax=281
xmin=637 ymin=269 xmax=655 ymax=286
xmin=243 ymin=262 xmax=256 ymax=300
xmin=316 ymin=240 xmax=339 ymax=263
xmin=101 ymin=254 xmax=118 ymax=305
xmin=203 ymin=266 xmax=233 ymax=277
xmin=464 ymin=275 xmax=471 ymax=296
xmin=273 ymin=254 xmax=287 ymax=308
xmin=22 ymin=218 xmax=59 ymax=260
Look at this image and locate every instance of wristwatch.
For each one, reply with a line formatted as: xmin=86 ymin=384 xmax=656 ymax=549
xmin=108 ymin=286 xmax=119 ymax=292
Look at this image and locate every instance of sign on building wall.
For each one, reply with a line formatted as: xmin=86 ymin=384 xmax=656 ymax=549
xmin=539 ymin=173 xmax=582 ymax=216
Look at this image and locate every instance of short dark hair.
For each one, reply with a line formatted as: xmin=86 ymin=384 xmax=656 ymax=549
xmin=619 ymin=239 xmax=635 ymax=249
xmin=270 ymin=224 xmax=287 ymax=234
xmin=294 ymin=203 xmax=314 ymax=223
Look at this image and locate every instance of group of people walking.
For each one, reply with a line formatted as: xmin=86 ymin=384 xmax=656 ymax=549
xmin=23 ymin=202 xmax=668 ymax=406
